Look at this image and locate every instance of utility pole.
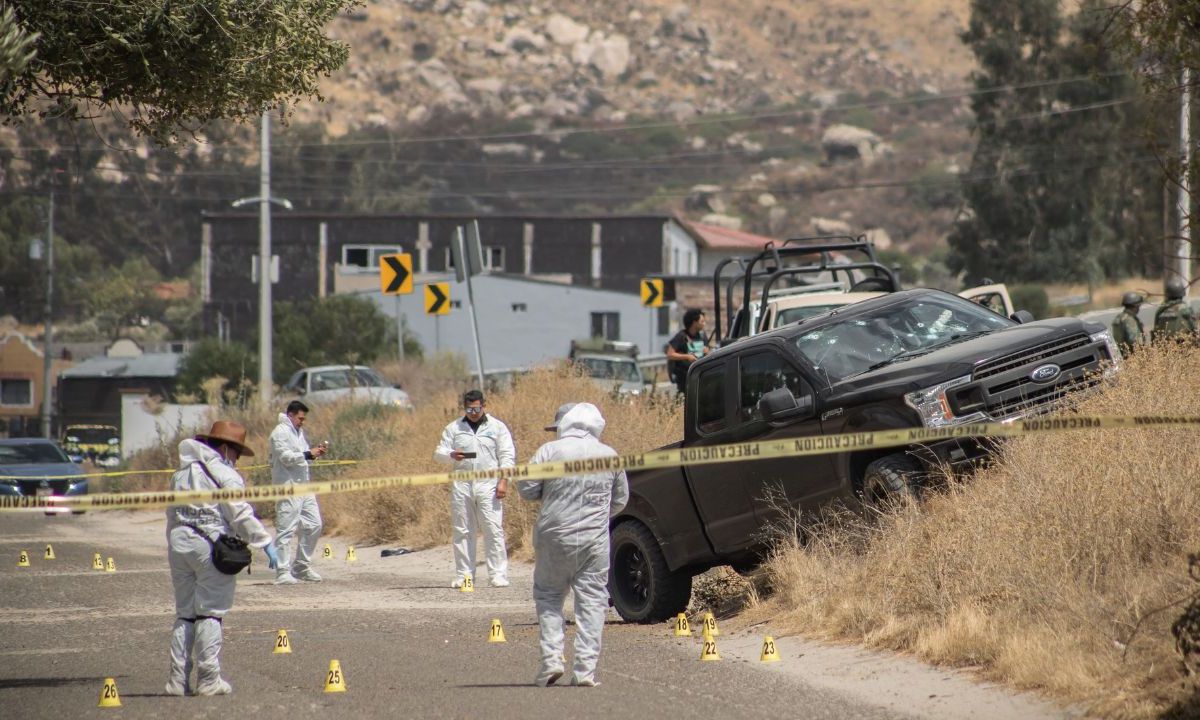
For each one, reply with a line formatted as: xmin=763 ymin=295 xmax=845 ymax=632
xmin=258 ymin=110 xmax=273 ymax=403
xmin=232 ymin=113 xmax=290 ymax=400
xmin=1176 ymin=64 xmax=1195 ymax=295
xmin=40 ymin=187 xmax=54 ymax=438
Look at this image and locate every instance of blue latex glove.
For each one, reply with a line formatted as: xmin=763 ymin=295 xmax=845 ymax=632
xmin=264 ymin=543 xmax=279 ymax=570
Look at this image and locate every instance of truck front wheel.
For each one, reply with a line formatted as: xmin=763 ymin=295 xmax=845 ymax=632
xmin=861 ymin=454 xmax=922 ymax=503
xmin=609 ymin=520 xmax=692 ymax=623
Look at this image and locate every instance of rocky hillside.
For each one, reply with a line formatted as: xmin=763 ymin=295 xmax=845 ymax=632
xmin=307 ymin=0 xmax=975 ymax=134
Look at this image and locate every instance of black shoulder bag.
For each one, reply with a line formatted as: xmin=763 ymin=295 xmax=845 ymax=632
xmin=185 ymin=461 xmax=253 ymax=575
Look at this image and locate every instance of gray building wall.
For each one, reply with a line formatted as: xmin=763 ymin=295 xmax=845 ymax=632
xmin=364 ymin=274 xmax=673 ymax=373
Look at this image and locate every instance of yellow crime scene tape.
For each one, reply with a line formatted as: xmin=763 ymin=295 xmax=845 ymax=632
xmin=0 ymin=459 xmax=359 ymax=481
xmin=1 ymin=414 xmax=1197 ymax=513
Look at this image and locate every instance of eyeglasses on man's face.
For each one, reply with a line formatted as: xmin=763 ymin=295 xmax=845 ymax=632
xmin=464 ymin=405 xmax=484 ymax=414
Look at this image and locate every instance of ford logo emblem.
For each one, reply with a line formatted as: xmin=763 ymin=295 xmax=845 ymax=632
xmin=1030 ymin=363 xmax=1061 ymax=383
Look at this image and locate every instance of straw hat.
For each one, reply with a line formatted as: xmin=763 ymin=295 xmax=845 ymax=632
xmin=194 ymin=420 xmax=255 ymax=457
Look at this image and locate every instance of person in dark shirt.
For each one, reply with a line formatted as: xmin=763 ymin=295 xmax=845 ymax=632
xmin=666 ymin=309 xmax=709 ymax=394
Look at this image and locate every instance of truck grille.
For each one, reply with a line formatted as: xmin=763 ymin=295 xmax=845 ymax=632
xmin=950 ymin=333 xmax=1107 ymax=421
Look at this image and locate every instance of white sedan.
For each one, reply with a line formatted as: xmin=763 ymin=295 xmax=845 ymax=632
xmin=283 ymin=365 xmax=413 ymax=409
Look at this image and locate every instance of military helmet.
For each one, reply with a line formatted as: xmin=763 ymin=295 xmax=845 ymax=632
xmin=1165 ymin=277 xmax=1188 ymax=301
xmin=1121 ymin=291 xmax=1144 ymax=308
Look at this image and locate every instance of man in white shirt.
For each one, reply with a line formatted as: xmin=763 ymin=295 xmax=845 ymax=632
xmin=434 ymin=389 xmax=515 ymax=587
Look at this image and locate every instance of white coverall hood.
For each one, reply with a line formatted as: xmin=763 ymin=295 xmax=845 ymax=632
xmin=556 ymin=402 xmax=605 ymax=441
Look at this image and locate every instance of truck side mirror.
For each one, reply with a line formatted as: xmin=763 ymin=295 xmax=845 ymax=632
xmin=760 ymin=387 xmax=814 ymax=422
xmin=1009 ymin=310 xmax=1035 ymax=324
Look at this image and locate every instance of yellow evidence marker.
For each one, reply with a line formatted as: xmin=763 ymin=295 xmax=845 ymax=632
xmin=460 ymin=574 xmax=475 ymax=593
xmin=324 ymin=659 xmax=347 ymax=693
xmin=105 ymin=557 xmax=116 ymax=573
xmin=702 ymin=611 xmax=720 ymax=637
xmin=44 ymin=544 xmax=55 ymax=560
xmin=98 ymin=677 xmax=122 ymax=707
xmin=274 ymin=629 xmax=292 ymax=654
xmin=92 ymin=553 xmax=103 ymax=570
xmin=673 ymin=613 xmax=692 ymax=637
xmin=346 ymin=546 xmax=357 ymax=562
xmin=700 ymin=638 xmax=722 ymax=662
xmin=760 ymin=636 xmax=781 ymax=663
xmin=488 ymin=618 xmax=507 ymax=643
xmin=323 ymin=544 xmax=333 ymax=560
xmin=17 ymin=549 xmax=30 ymax=567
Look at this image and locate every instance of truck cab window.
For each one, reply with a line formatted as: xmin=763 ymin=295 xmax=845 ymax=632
xmin=738 ymin=352 xmax=809 ymax=422
xmin=695 ymin=365 xmax=727 ymax=433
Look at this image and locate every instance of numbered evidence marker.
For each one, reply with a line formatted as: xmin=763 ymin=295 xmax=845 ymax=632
xmin=97 ymin=677 xmax=122 ymax=708
xmin=17 ymin=549 xmax=30 ymax=567
xmin=322 ymin=544 xmax=333 ymax=560
xmin=92 ymin=553 xmax=103 ymax=570
xmin=425 ymin=282 xmax=450 ymax=315
xmin=640 ymin=278 xmax=664 ymax=308
xmin=700 ymin=638 xmax=722 ymax=662
xmin=702 ymin=611 xmax=720 ymax=637
xmin=345 ymin=546 xmax=358 ymax=563
xmin=760 ymin=636 xmax=781 ymax=663
xmin=379 ymin=253 xmax=414 ymax=295
xmin=105 ymin=557 xmax=116 ymax=573
xmin=488 ymin=618 xmax=507 ymax=643
xmin=274 ymin=629 xmax=292 ymax=654
xmin=324 ymin=659 xmax=347 ymax=693
xmin=673 ymin=612 xmax=692 ymax=637
xmin=44 ymin=544 xmax=55 ymax=560
xmin=459 ymin=574 xmax=475 ymax=593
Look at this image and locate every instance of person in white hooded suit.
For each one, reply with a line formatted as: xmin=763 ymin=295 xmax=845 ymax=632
xmin=166 ymin=421 xmax=278 ymax=696
xmin=269 ymin=400 xmax=327 ymax=585
xmin=518 ymin=403 xmax=629 ymax=687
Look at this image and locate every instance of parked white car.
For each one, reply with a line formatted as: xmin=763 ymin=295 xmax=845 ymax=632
xmin=283 ymin=365 xmax=413 ymax=409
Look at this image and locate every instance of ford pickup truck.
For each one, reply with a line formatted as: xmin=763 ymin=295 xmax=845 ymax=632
xmin=607 ymin=288 xmax=1119 ymax=622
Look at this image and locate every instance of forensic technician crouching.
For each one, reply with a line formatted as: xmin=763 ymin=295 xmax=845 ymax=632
xmin=165 ymin=420 xmax=279 ymax=696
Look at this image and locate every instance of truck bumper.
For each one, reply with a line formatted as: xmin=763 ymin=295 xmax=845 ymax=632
xmin=911 ymin=436 xmax=1000 ymax=470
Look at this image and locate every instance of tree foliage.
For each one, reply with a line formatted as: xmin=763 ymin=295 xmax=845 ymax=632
xmin=949 ymin=0 xmax=1162 ymax=285
xmin=175 ymin=338 xmax=256 ymax=401
xmin=271 ymin=294 xmax=411 ymax=384
xmin=2 ymin=0 xmax=356 ymax=142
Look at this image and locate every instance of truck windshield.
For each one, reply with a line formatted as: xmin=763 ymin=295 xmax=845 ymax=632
xmin=776 ymin=304 xmax=843 ymax=326
xmin=578 ymin=358 xmax=642 ymax=382
xmin=791 ymin=293 xmax=1013 ymax=382
xmin=65 ymin=427 xmax=117 ymax=444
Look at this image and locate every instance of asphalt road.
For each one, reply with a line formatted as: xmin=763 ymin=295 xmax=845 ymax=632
xmin=0 ymin=510 xmax=919 ymax=720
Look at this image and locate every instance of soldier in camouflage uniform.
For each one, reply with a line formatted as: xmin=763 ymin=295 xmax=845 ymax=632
xmin=1110 ymin=291 xmax=1145 ymax=356
xmin=1152 ymin=277 xmax=1198 ymax=344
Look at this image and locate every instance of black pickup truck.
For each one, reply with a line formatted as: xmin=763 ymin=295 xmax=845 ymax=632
xmin=607 ymin=288 xmax=1120 ymax=622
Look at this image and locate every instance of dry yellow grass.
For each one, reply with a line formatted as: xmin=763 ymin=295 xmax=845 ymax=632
xmin=126 ymin=364 xmax=683 ymax=558
xmin=755 ymin=344 xmax=1200 ymax=719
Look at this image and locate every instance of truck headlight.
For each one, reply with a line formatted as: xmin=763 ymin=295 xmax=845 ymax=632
xmin=1089 ymin=330 xmax=1121 ymax=376
xmin=904 ymin=375 xmax=988 ymax=428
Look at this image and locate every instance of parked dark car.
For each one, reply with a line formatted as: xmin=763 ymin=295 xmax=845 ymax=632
xmin=607 ymin=288 xmax=1120 ymax=622
xmin=0 ymin=438 xmax=88 ymax=514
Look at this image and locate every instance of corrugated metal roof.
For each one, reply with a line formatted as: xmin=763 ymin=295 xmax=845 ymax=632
xmin=688 ymin=222 xmax=779 ymax=249
xmin=59 ymin=352 xmax=181 ymax=378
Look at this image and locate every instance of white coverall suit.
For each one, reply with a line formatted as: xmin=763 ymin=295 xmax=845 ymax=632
xmin=434 ymin=414 xmax=515 ymax=585
xmin=269 ymin=413 xmax=322 ymax=580
xmin=517 ymin=403 xmax=629 ymax=686
xmin=166 ymin=440 xmax=272 ymax=695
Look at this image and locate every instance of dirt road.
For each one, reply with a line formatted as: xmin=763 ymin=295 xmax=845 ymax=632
xmin=0 ymin=511 xmax=1075 ymax=719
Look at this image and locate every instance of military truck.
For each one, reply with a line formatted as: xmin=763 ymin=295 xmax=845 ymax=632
xmin=607 ymin=286 xmax=1120 ymax=623
xmin=61 ymin=424 xmax=121 ymax=468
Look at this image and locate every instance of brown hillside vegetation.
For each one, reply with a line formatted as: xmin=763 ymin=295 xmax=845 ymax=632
xmin=756 ymin=345 xmax=1200 ymax=719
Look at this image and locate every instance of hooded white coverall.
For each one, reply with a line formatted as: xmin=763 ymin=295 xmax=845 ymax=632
xmin=166 ymin=439 xmax=272 ymax=695
xmin=517 ymin=403 xmax=629 ymax=686
xmin=434 ymin=414 xmax=515 ymax=584
xmin=269 ymin=413 xmax=321 ymax=579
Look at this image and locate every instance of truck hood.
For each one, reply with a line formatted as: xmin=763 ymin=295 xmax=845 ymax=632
xmin=827 ymin=318 xmax=1099 ymax=401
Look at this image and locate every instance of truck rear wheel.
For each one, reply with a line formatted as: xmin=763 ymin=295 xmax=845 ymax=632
xmin=609 ymin=520 xmax=692 ymax=623
xmin=861 ymin=454 xmax=922 ymax=503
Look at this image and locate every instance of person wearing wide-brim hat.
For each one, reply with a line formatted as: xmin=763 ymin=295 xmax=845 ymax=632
xmin=164 ymin=420 xmax=279 ymax=696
